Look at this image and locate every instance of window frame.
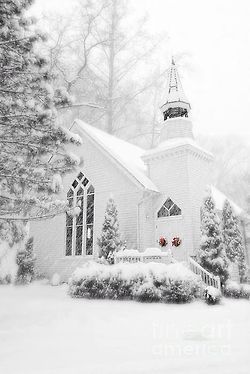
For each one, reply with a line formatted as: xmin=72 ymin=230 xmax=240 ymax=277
xmin=65 ymin=173 xmax=95 ymax=257
xmin=156 ymin=198 xmax=182 ymax=220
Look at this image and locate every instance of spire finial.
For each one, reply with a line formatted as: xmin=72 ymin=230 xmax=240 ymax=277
xmin=160 ymin=59 xmax=191 ymax=121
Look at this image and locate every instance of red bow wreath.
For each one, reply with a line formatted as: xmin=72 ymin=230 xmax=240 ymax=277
xmin=159 ymin=236 xmax=167 ymax=247
xmin=172 ymin=237 xmax=181 ymax=247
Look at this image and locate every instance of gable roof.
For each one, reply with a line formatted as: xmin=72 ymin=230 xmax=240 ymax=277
xmin=73 ymin=119 xmax=159 ymax=192
xmin=71 ymin=120 xmax=243 ymax=216
xmin=143 ymin=136 xmax=213 ymax=161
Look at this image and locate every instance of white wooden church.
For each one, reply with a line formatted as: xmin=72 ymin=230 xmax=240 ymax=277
xmin=32 ymin=59 xmax=250 ymax=281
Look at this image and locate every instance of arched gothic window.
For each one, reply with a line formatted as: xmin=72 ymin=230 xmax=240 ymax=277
xmin=66 ymin=172 xmax=94 ymax=256
xmin=157 ymin=198 xmax=181 ymax=218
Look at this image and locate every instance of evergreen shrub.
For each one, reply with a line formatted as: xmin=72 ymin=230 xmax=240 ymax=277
xmin=223 ymin=281 xmax=250 ymax=299
xmin=69 ymin=262 xmax=201 ymax=303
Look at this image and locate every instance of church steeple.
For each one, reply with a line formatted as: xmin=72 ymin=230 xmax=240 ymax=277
xmin=161 ymin=58 xmax=191 ymax=121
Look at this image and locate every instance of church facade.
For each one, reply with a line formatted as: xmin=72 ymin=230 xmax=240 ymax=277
xmin=31 ymin=60 xmax=249 ymax=281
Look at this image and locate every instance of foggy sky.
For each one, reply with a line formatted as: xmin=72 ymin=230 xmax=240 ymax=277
xmin=32 ymin=0 xmax=250 ymax=138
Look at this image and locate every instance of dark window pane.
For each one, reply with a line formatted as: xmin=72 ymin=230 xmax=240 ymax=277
xmin=86 ymin=224 xmax=93 ymax=255
xmin=66 ymin=196 xmax=73 ymax=226
xmin=76 ymin=196 xmax=83 ymax=225
xmin=66 ymin=227 xmax=73 ymax=256
xmin=75 ymin=226 xmax=83 ymax=255
xmin=66 ymin=213 xmax=73 ymax=227
xmin=87 ymin=185 xmax=94 ymax=194
xmin=83 ymin=178 xmax=89 ymax=186
xmin=87 ymin=194 xmax=94 ymax=224
xmin=164 ymin=198 xmax=174 ymax=210
xmin=68 ymin=196 xmax=73 ymax=207
xmin=77 ymin=172 xmax=84 ymax=180
xmin=72 ymin=179 xmax=78 ymax=189
xmin=77 ymin=186 xmax=84 ymax=197
xmin=67 ymin=196 xmax=73 ymax=220
xmin=157 ymin=205 xmax=168 ymax=218
xmin=67 ymin=189 xmax=73 ymax=198
xmin=170 ymin=204 xmax=181 ymax=216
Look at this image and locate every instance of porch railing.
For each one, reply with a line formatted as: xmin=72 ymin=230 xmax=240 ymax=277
xmin=188 ymin=257 xmax=221 ymax=291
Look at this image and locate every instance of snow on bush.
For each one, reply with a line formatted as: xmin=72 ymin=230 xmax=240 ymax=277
xmin=223 ymin=280 xmax=250 ymax=299
xmin=204 ymin=286 xmax=222 ymax=305
xmin=50 ymin=273 xmax=61 ymax=286
xmin=0 ymin=242 xmax=18 ymax=284
xmin=133 ymin=280 xmax=162 ymax=302
xmin=16 ymin=237 xmax=35 ymax=284
xmin=68 ymin=262 xmax=201 ymax=303
xmin=223 ymin=281 xmax=241 ymax=298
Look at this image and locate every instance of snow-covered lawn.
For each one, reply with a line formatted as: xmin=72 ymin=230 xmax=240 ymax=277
xmin=0 ymin=282 xmax=250 ymax=374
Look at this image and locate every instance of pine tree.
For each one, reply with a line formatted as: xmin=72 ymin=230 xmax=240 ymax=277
xmin=16 ymin=237 xmax=35 ymax=284
xmin=222 ymin=200 xmax=240 ymax=262
xmin=238 ymin=248 xmax=248 ymax=283
xmin=0 ymin=0 xmax=81 ymax=227
xmin=97 ymin=198 xmax=125 ymax=264
xmin=222 ymin=200 xmax=247 ymax=283
xmin=198 ymin=196 xmax=229 ymax=284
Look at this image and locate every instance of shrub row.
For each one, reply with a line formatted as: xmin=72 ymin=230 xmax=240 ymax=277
xmin=223 ymin=280 xmax=250 ymax=299
xmin=68 ymin=262 xmax=201 ymax=303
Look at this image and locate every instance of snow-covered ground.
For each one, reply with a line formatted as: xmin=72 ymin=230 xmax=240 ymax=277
xmin=0 ymin=282 xmax=250 ymax=374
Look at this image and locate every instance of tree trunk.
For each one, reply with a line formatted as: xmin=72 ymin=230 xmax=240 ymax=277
xmin=107 ymin=0 xmax=117 ymax=134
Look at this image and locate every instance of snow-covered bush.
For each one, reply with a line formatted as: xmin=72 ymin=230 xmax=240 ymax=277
xmin=16 ymin=238 xmax=35 ymax=284
xmin=204 ymin=286 xmax=222 ymax=305
xmin=50 ymin=273 xmax=61 ymax=286
xmin=161 ymin=280 xmax=200 ymax=303
xmin=223 ymin=280 xmax=241 ymax=298
xmin=133 ymin=281 xmax=162 ymax=302
xmin=69 ymin=262 xmax=201 ymax=303
xmin=240 ymin=284 xmax=250 ymax=299
xmin=223 ymin=280 xmax=250 ymax=299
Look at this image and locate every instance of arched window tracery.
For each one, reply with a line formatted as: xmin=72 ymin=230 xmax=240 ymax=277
xmin=65 ymin=172 xmax=94 ymax=256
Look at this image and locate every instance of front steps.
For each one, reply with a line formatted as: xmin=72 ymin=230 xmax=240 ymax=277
xmin=188 ymin=257 xmax=221 ymax=290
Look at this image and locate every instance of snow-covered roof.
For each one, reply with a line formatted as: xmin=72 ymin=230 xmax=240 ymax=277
xmin=143 ymin=136 xmax=213 ymax=160
xmin=74 ymin=119 xmax=159 ymax=192
xmin=211 ymin=185 xmax=243 ymax=216
xmin=72 ymin=120 xmax=242 ymax=216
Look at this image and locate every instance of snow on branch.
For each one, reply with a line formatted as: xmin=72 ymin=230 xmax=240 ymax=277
xmin=60 ymin=127 xmax=82 ymax=145
xmin=58 ymin=102 xmax=104 ymax=110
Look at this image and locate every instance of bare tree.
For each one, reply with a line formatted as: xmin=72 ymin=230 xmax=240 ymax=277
xmin=41 ymin=0 xmax=167 ymax=138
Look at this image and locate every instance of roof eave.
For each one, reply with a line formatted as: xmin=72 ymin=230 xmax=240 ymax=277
xmin=72 ymin=119 xmax=159 ymax=193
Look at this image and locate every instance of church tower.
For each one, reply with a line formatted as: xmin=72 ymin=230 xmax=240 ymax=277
xmin=160 ymin=58 xmax=193 ymax=141
xmin=142 ymin=59 xmax=213 ymax=260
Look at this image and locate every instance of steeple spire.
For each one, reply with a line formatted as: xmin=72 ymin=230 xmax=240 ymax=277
xmin=161 ymin=58 xmax=191 ymax=121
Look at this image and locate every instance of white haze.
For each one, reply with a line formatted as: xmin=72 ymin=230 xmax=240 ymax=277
xmin=32 ymin=0 xmax=250 ymax=138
